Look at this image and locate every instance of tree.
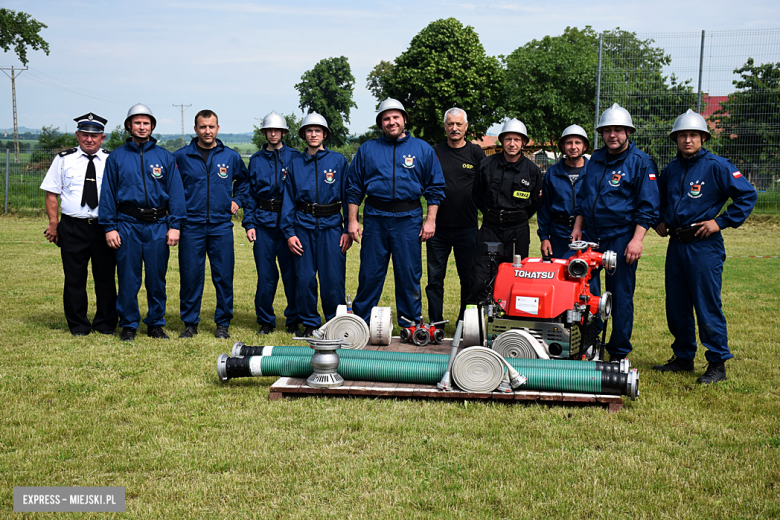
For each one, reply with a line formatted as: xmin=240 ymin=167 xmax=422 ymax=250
xmin=381 ymin=18 xmax=504 ymax=145
xmin=103 ymin=125 xmax=130 ymax=151
xmin=366 ymin=60 xmax=394 ymax=104
xmin=503 ymin=26 xmax=599 ymax=157
xmin=38 ymin=125 xmax=77 ymax=150
xmin=710 ymin=58 xmax=780 ymax=186
xmin=0 ymin=8 xmax=49 ymax=65
xmin=295 ymin=56 xmax=357 ymax=147
xmin=251 ymin=113 xmax=304 ymax=152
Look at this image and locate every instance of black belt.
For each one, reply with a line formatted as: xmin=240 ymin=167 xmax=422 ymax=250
xmin=62 ymin=213 xmax=99 ymax=225
xmin=257 ymin=198 xmax=283 ymax=213
xmin=296 ymin=201 xmax=342 ymax=217
xmin=483 ymin=207 xmax=526 ymax=225
xmin=366 ymin=196 xmax=422 ymax=213
xmin=553 ymin=213 xmax=575 ymax=228
xmin=118 ymin=204 xmax=168 ymax=222
xmin=669 ymin=225 xmax=702 ymax=243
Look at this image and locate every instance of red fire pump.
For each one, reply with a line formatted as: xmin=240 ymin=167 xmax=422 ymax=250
xmin=464 ymin=241 xmax=616 ymax=360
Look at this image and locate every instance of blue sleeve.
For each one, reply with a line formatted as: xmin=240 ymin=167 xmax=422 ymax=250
xmin=280 ymin=164 xmax=297 ymax=239
xmin=714 ymin=163 xmax=757 ymax=229
xmin=340 ymin=155 xmax=350 ymax=233
xmin=99 ymin=155 xmax=119 ymax=232
xmin=658 ymin=164 xmax=670 ymax=225
xmin=165 ymin=153 xmax=186 ymax=230
xmin=347 ymin=147 xmax=366 ymax=205
xmin=573 ymin=161 xmax=591 ymax=217
xmin=537 ymin=172 xmax=554 ymax=239
xmin=241 ymin=156 xmax=257 ymax=230
xmin=233 ymin=155 xmax=249 ymax=209
xmin=421 ymin=146 xmax=445 ymax=206
xmin=633 ymin=157 xmax=660 ymax=230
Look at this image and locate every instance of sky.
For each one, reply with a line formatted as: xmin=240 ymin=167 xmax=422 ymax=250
xmin=2 ymin=0 xmax=779 ymax=138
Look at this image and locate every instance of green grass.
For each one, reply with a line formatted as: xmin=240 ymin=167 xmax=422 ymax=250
xmin=1 ymin=215 xmax=779 ymax=518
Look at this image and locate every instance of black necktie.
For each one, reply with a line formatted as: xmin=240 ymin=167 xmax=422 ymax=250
xmin=81 ymin=154 xmax=98 ymax=210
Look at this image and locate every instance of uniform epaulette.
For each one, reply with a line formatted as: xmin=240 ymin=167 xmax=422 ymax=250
xmin=58 ymin=147 xmax=78 ymax=157
xmin=101 ymin=148 xmax=111 ymax=154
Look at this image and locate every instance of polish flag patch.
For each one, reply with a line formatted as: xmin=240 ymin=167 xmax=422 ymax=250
xmin=732 ymin=171 xmax=743 ymax=178
xmin=649 ymin=173 xmax=657 ymax=180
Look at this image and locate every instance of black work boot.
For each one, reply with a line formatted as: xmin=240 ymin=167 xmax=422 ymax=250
xmin=147 ymin=326 xmax=170 ymax=339
xmin=120 ymin=327 xmax=137 ymax=342
xmin=179 ymin=324 xmax=198 ymax=339
xmin=697 ymin=362 xmax=727 ymax=384
xmin=653 ymin=355 xmax=694 ymax=372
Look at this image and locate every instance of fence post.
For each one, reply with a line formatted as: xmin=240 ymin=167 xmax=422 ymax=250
xmin=697 ymin=30 xmax=705 ymax=113
xmin=594 ymin=32 xmax=603 ymax=150
xmin=4 ymin=148 xmax=9 ymax=214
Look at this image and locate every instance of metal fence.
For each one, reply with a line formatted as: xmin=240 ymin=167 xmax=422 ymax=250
xmin=597 ymin=28 xmax=780 ymax=214
xmin=3 ymin=147 xmax=57 ymax=214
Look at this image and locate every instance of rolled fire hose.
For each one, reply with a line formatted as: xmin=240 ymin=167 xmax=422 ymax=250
xmin=492 ymin=330 xmax=550 ymax=359
xmin=369 ymin=307 xmax=393 ymax=346
xmin=231 ymin=342 xmax=630 ymax=374
xmin=217 ymin=354 xmax=639 ymax=399
xmin=319 ymin=314 xmax=370 ymax=349
xmin=462 ymin=306 xmax=483 ymax=347
xmin=451 ymin=347 xmax=525 ymax=392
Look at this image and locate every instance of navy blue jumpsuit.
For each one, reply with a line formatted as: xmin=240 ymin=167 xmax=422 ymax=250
xmin=174 ymin=138 xmax=248 ymax=328
xmin=281 ymin=147 xmax=350 ymax=327
xmin=99 ymin=137 xmax=186 ymax=330
xmin=658 ymin=148 xmax=756 ymax=363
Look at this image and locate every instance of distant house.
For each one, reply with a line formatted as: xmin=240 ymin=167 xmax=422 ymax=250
xmin=700 ymin=93 xmax=729 ymax=132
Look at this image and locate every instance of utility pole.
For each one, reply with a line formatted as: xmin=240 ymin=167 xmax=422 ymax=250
xmin=172 ymin=103 xmax=191 ymax=146
xmin=1 ymin=66 xmax=28 ymax=163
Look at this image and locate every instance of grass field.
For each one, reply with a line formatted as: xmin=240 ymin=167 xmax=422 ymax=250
xmin=1 ymin=214 xmax=779 ymax=518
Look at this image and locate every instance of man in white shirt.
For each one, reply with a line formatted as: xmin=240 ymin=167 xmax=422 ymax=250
xmin=40 ymin=112 xmax=117 ymax=336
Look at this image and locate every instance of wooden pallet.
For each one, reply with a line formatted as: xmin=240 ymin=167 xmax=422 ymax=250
xmin=266 ymin=337 xmax=625 ymax=412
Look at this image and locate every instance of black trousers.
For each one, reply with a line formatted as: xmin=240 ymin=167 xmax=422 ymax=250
xmin=425 ymin=226 xmax=478 ymax=322
xmin=58 ymin=215 xmax=118 ymax=334
xmin=467 ymin=221 xmax=530 ymax=305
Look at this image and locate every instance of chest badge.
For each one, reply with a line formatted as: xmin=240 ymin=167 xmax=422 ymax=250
xmin=151 ymin=164 xmax=163 ymax=178
xmin=282 ymin=168 xmax=288 ymax=181
xmin=688 ymin=181 xmax=704 ymax=199
xmin=403 ymin=155 xmax=416 ymax=168
xmin=609 ymin=170 xmax=624 ymax=187
xmin=324 ymin=169 xmax=335 ymax=184
xmin=513 ymin=190 xmax=530 ymax=199
xmin=218 ymin=163 xmax=228 ymax=179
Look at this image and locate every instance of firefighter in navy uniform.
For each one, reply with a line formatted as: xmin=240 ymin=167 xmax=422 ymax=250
xmin=99 ymin=103 xmax=186 ymax=342
xmin=653 ymin=109 xmax=756 ymax=383
xmin=572 ymin=103 xmax=660 ymax=362
xmin=174 ymin=109 xmax=248 ymax=339
xmin=537 ymin=124 xmax=591 ymax=258
xmin=281 ymin=112 xmax=352 ymax=336
xmin=468 ymin=118 xmax=543 ymax=305
xmin=40 ymin=112 xmax=117 ymax=336
xmin=240 ymin=111 xmax=302 ymax=335
xmin=347 ymin=98 xmax=446 ymax=325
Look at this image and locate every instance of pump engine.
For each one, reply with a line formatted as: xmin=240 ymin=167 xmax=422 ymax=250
xmin=465 ymin=241 xmax=616 ymax=360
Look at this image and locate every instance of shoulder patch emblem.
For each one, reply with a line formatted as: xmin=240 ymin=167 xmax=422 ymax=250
xmin=649 ymin=173 xmax=656 ymax=180
xmin=58 ymin=147 xmax=77 ymax=157
xmin=732 ymin=171 xmax=743 ymax=179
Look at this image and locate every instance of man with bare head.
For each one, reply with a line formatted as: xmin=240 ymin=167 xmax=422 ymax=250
xmin=174 ymin=109 xmax=248 ymax=339
xmin=427 ymin=107 xmax=486 ymax=322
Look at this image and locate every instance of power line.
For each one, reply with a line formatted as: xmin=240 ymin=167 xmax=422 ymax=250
xmin=173 ymin=103 xmax=192 ymax=145
xmin=1 ymin=66 xmax=27 ymax=163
